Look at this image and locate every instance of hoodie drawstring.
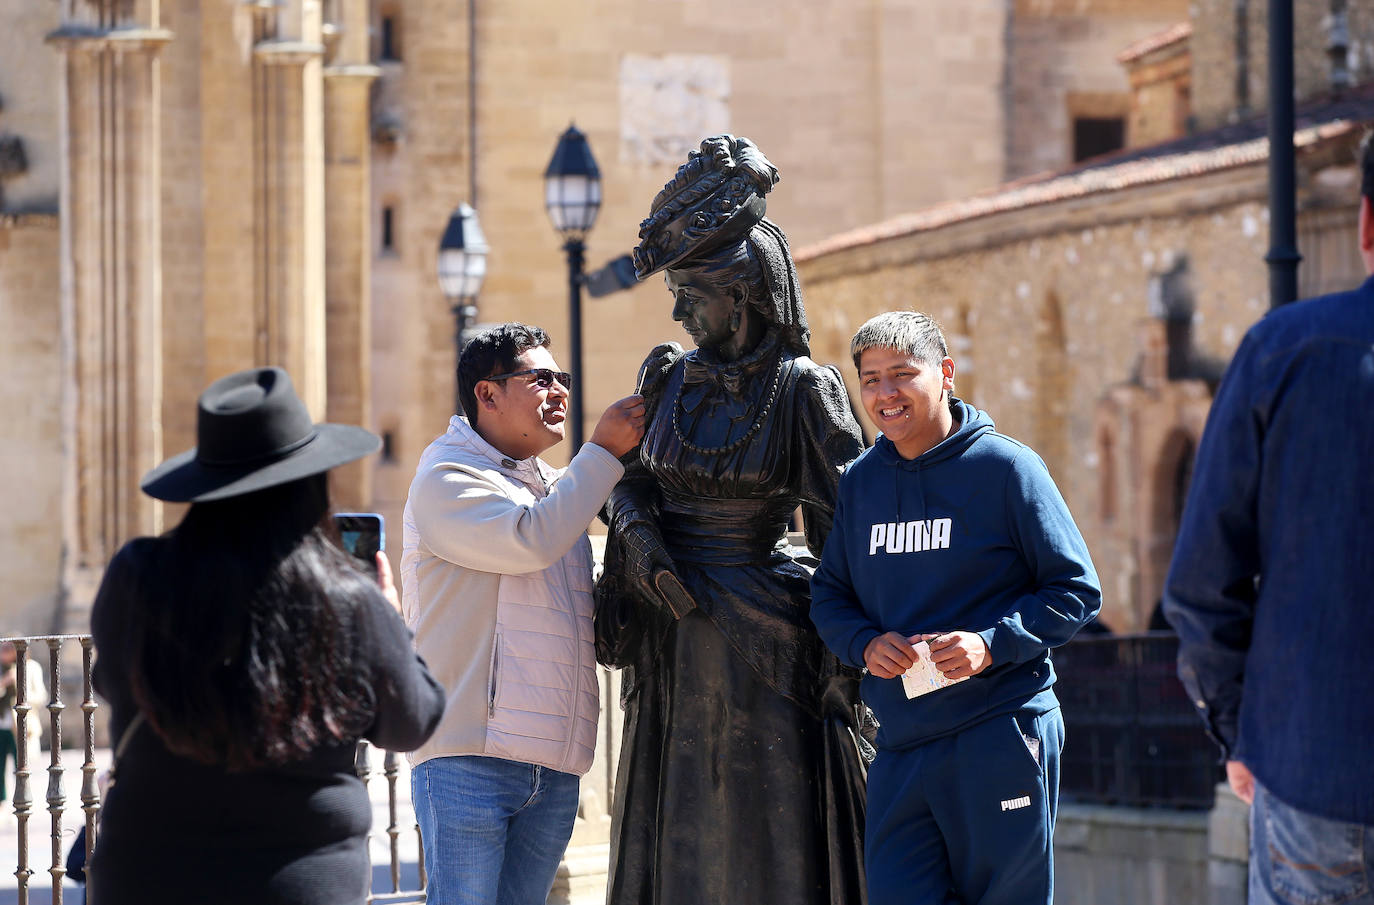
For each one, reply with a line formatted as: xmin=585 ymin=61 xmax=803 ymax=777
xmin=894 ymin=461 xmax=930 ymax=523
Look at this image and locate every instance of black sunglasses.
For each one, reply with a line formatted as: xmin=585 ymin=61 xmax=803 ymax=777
xmin=482 ymin=367 xmax=573 ymax=390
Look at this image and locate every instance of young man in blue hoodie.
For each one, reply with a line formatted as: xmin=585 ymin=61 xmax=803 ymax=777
xmin=811 ymin=311 xmax=1101 ymax=905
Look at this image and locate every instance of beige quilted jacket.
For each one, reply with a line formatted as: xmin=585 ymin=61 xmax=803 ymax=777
xmin=400 ymin=415 xmax=623 ymax=775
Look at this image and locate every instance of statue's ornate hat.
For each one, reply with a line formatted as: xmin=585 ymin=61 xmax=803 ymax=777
xmin=632 ymin=135 xmax=780 ymax=280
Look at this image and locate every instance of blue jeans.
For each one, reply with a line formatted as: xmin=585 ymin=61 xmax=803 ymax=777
xmin=1250 ymin=780 xmax=1374 ymax=905
xmin=411 ymin=755 xmax=580 ymax=905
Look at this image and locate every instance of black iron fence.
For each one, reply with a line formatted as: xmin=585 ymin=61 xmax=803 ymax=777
xmin=1054 ymin=632 xmax=1223 ymax=810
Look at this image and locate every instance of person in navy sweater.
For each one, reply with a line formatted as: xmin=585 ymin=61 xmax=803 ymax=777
xmin=811 ymin=310 xmax=1101 ymax=905
xmin=1163 ymin=130 xmax=1374 ymax=905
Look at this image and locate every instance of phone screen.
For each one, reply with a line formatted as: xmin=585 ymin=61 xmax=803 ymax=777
xmin=335 ymin=513 xmax=384 ymax=575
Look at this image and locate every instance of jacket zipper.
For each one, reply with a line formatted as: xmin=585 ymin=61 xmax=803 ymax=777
xmin=488 ymin=632 xmax=502 ymax=717
xmin=558 ymin=552 xmax=581 ymax=771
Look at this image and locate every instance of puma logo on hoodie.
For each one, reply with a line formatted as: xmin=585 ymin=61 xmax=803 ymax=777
xmin=868 ymin=518 xmax=953 ymax=555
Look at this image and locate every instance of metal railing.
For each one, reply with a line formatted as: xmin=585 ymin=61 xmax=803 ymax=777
xmin=355 ymin=741 xmax=427 ymax=904
xmin=1054 ymin=632 xmax=1223 ymax=809
xmin=1 ymin=634 xmax=428 ymax=904
xmin=4 ymin=635 xmax=99 ymax=905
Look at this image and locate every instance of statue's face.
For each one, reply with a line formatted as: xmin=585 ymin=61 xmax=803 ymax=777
xmin=666 ymin=269 xmax=737 ymax=350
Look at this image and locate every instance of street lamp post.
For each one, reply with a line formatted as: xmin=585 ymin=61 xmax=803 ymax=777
xmin=437 ymin=203 xmax=489 ymax=414
xmin=1266 ymin=0 xmax=1301 ymax=307
xmin=543 ymin=124 xmax=602 ymax=452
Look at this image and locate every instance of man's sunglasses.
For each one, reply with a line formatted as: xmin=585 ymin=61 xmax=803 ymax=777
xmin=482 ymin=368 xmax=573 ymax=390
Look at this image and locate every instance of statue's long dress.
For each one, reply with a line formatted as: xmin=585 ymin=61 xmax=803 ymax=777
xmin=602 ymin=331 xmax=868 ymax=905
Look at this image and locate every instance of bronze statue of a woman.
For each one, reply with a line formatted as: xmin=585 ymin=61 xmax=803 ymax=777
xmin=595 ymin=135 xmax=869 ymax=905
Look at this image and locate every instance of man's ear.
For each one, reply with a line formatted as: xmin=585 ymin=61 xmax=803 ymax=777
xmin=1358 ymin=196 xmax=1374 ymax=277
xmin=473 ymin=379 xmax=500 ymax=411
xmin=941 ymin=356 xmax=956 ymax=391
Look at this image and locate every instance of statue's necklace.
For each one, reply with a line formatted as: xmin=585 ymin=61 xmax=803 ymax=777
xmin=671 ymin=356 xmax=783 ymax=456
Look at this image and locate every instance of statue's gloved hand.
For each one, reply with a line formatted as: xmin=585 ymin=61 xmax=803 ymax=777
xmin=820 ymin=667 xmax=876 ymax=764
xmin=619 ymin=520 xmax=697 ymax=620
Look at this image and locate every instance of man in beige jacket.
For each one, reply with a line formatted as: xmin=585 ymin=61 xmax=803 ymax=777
xmin=401 ymin=322 xmax=644 ymax=905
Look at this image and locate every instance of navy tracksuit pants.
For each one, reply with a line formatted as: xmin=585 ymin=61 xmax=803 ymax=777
xmin=866 ymin=707 xmax=1064 ymax=905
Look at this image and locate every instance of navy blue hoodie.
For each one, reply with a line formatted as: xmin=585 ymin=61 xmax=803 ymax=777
xmin=811 ymin=399 xmax=1101 ymax=751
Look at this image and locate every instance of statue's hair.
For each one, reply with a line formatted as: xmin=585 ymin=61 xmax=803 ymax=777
xmin=668 ymin=218 xmax=811 ymax=356
xmin=850 ymin=311 xmax=948 ymax=370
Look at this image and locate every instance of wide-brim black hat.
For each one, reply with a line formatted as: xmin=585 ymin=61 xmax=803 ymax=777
xmin=141 ymin=367 xmax=381 ymax=503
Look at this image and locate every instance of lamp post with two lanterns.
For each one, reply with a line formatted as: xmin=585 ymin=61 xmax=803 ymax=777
xmin=437 ymin=202 xmax=489 ymax=415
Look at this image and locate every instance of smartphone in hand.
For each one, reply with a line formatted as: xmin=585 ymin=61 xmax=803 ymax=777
xmin=335 ymin=512 xmax=385 ymax=577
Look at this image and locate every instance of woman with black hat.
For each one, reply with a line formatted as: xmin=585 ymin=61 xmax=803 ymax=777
xmin=87 ymin=367 xmax=445 ymax=905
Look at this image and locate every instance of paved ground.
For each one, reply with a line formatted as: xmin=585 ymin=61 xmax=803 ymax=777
xmin=0 ymin=745 xmax=425 ymax=904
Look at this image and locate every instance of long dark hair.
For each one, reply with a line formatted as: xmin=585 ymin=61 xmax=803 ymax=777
xmin=127 ymin=473 xmax=375 ymax=770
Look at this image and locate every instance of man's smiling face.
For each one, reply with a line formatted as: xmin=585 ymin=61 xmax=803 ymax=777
xmin=858 ymin=345 xmax=955 ymax=460
xmin=481 ymin=345 xmax=571 ymax=459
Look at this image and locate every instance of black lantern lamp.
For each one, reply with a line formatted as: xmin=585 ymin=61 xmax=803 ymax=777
xmin=544 ymin=125 xmax=602 ymax=451
xmin=438 ymin=203 xmax=489 ymax=414
xmin=544 ymin=124 xmax=602 ymax=240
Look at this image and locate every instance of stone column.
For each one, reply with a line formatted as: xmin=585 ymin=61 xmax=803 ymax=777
xmin=322 ymin=0 xmax=380 ymax=510
xmin=249 ymin=0 xmax=328 ymax=418
xmin=47 ymin=1 xmax=172 ymax=626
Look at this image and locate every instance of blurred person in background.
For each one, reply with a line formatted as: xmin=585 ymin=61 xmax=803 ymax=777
xmin=88 ymin=366 xmax=445 ymax=905
xmin=1164 ymin=130 xmax=1374 ymax=905
xmin=0 ymin=638 xmax=47 ymax=814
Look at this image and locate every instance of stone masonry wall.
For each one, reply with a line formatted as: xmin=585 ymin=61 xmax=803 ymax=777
xmin=159 ymin=0 xmax=210 ymax=463
xmin=1054 ymin=803 xmax=1210 ymax=905
xmin=0 ymin=2 xmax=60 ymax=212
xmin=1006 ymin=0 xmax=1189 ymax=181
xmin=1191 ymin=0 xmax=1374 ymax=130
xmin=0 ymin=219 xmax=63 ymax=634
xmin=1188 ymin=0 xmax=1240 ymax=128
xmin=1127 ymin=53 xmax=1190 ymax=148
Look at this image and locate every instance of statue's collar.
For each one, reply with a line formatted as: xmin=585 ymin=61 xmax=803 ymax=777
xmin=682 ymin=329 xmax=782 ymax=397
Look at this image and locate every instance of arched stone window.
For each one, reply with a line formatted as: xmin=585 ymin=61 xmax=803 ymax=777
xmin=1143 ymin=428 xmax=1197 ymax=626
xmin=378 ymin=4 xmax=403 ymax=62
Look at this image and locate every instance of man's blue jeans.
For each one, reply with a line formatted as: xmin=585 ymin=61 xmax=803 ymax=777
xmin=1250 ymin=780 xmax=1373 ymax=905
xmin=411 ymin=755 xmax=580 ymax=905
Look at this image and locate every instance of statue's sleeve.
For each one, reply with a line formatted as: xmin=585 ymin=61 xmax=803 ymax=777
xmin=795 ymin=362 xmax=865 ymax=557
xmin=595 ymin=342 xmax=685 ymax=669
xmin=606 ymin=342 xmax=683 ymax=531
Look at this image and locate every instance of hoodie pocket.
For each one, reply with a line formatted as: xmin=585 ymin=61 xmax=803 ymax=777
xmin=488 ymin=633 xmax=502 ymax=717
